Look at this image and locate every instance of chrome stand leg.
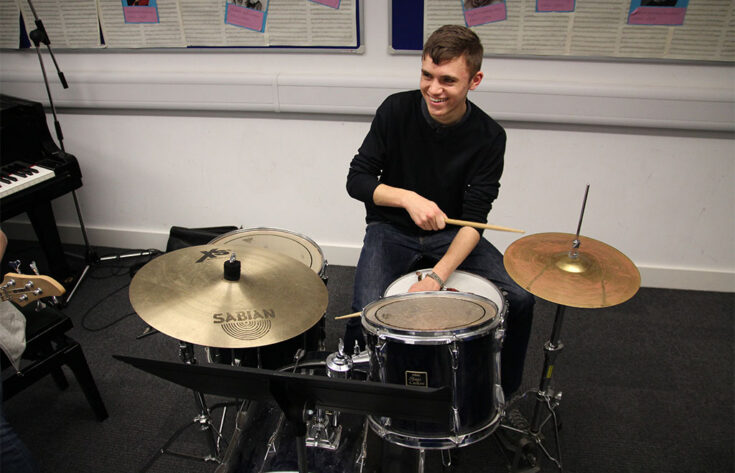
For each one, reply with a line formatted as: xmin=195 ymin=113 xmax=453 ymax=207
xmin=354 ymin=418 xmax=369 ymax=473
xmin=418 ymin=448 xmax=426 ymax=473
xmin=441 ymin=449 xmax=452 ymax=468
xmin=260 ymin=412 xmax=285 ymax=472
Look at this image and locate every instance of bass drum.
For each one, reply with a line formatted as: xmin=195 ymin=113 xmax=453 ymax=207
xmin=210 ymin=227 xmax=327 ymax=282
xmin=362 ymin=291 xmax=504 ymax=449
xmin=206 ymin=228 xmax=328 ymax=369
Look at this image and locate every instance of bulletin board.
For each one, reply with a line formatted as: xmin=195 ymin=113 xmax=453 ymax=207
xmin=0 ymin=0 xmax=361 ymax=51
xmin=391 ymin=0 xmax=734 ymax=63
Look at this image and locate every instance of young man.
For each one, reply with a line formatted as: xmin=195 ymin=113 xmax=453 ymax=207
xmin=345 ymin=25 xmax=534 ymax=396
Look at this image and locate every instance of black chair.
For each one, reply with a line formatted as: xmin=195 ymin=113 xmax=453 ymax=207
xmin=1 ymin=303 xmax=108 ymax=421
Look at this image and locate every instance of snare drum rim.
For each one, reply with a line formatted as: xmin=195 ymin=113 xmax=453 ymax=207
xmin=208 ymin=227 xmax=326 ymax=277
xmin=367 ymin=411 xmax=501 ymax=449
xmin=361 ymin=292 xmax=501 ymax=343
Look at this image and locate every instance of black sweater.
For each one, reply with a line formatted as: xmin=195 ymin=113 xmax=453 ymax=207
xmin=346 ymin=90 xmax=506 ymax=236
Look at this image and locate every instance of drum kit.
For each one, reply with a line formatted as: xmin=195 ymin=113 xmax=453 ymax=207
xmin=124 ymin=190 xmax=641 ymax=473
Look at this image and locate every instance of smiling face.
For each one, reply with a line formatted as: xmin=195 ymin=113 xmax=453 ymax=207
xmin=420 ymin=54 xmax=483 ymax=126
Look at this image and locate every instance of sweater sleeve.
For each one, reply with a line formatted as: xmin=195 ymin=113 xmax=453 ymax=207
xmin=461 ymin=129 xmax=506 ymax=229
xmin=346 ymin=106 xmax=389 ymax=204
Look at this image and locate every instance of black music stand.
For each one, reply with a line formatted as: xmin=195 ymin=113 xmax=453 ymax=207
xmin=114 ymin=355 xmax=451 ymax=473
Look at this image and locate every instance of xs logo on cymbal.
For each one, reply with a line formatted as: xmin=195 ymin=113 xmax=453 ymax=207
xmin=196 ymin=248 xmax=231 ymax=263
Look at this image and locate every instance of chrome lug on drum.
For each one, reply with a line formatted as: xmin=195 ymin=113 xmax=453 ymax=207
xmin=326 ymin=339 xmax=353 ymax=379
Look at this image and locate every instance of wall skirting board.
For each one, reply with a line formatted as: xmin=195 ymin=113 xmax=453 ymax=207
xmin=3 ymin=221 xmax=733 ymax=293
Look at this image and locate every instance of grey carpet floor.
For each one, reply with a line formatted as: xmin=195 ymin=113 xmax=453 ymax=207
xmin=2 ymin=242 xmax=733 ymax=473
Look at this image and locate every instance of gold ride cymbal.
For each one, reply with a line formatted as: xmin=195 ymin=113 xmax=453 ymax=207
xmin=503 ymin=232 xmax=640 ymax=308
xmin=129 ymin=244 xmax=328 ymax=348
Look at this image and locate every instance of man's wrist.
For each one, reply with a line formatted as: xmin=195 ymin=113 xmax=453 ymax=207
xmin=426 ymin=271 xmax=445 ymax=289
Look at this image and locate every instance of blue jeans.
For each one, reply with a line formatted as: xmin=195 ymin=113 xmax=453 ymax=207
xmin=345 ymin=222 xmax=535 ymax=395
xmin=1 ymin=382 xmax=39 ymax=473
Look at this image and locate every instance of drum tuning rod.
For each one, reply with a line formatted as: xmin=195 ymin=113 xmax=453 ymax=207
xmin=444 ymin=218 xmax=524 ymax=234
xmin=334 ymin=312 xmax=361 ymax=320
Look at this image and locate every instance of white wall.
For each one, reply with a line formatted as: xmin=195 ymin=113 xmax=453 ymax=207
xmin=1 ymin=2 xmax=733 ymax=292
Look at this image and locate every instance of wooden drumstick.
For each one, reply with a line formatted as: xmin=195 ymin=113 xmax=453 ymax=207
xmin=444 ymin=218 xmax=525 ymax=234
xmin=334 ymin=312 xmax=361 ymax=320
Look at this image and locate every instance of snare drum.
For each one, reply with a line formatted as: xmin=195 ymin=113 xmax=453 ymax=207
xmin=363 ymin=291 xmax=505 ymax=449
xmin=206 ymin=228 xmax=328 ymax=368
xmin=384 ymin=269 xmax=506 ymax=315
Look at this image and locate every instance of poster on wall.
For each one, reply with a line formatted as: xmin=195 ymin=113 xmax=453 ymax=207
xmin=0 ymin=0 xmax=19 ymax=48
xmin=310 ymin=0 xmax=341 ymax=8
xmin=628 ymin=0 xmax=689 ymax=25
xmin=121 ymin=0 xmax=160 ymax=24
xmin=462 ymin=0 xmax=507 ymax=27
xmin=225 ymin=0 xmax=269 ymax=32
xmin=536 ymin=0 xmax=575 ymax=13
xmin=17 ymin=0 xmax=102 ymax=48
xmin=99 ymin=0 xmax=186 ymax=48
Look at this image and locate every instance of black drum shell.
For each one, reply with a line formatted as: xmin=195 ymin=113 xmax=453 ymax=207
xmin=365 ymin=330 xmax=498 ymax=438
xmin=208 ymin=316 xmax=325 ymax=369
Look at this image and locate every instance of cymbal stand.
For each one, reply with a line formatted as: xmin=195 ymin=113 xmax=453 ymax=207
xmin=527 ymin=304 xmax=566 ymax=470
xmin=502 ymin=185 xmax=593 ymax=471
xmin=139 ymin=342 xmax=227 ymax=472
xmin=500 ymin=305 xmax=565 ymax=472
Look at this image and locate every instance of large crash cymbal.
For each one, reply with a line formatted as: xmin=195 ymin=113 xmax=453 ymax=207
xmin=504 ymin=232 xmax=640 ymax=308
xmin=129 ymin=244 xmax=328 ymax=348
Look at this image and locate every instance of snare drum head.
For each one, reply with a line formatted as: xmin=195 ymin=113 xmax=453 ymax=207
xmin=209 ymin=228 xmax=324 ymax=275
xmin=362 ymin=292 xmax=498 ymax=339
xmin=384 ymin=269 xmax=505 ymax=313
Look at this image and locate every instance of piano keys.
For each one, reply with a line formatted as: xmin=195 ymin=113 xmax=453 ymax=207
xmin=0 ymin=162 xmax=55 ymax=199
xmin=0 ymin=94 xmax=83 ymax=286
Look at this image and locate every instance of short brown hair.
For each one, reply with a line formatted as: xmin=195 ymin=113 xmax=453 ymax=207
xmin=422 ymin=25 xmax=483 ymax=76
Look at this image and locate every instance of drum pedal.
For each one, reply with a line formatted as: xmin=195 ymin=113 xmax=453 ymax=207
xmin=304 ymin=410 xmax=342 ymax=450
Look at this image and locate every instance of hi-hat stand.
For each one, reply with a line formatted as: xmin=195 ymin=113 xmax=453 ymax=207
xmin=138 ymin=342 xmax=242 ymax=472
xmin=24 ymin=0 xmax=154 ymax=306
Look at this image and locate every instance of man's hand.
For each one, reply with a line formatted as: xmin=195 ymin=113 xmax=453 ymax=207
xmin=403 ymin=192 xmax=447 ymax=231
xmin=408 ymin=276 xmax=441 ymax=292
xmin=372 ymin=184 xmax=447 ymax=231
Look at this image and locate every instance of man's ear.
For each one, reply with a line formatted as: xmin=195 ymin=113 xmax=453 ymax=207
xmin=469 ymin=71 xmax=484 ymax=91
